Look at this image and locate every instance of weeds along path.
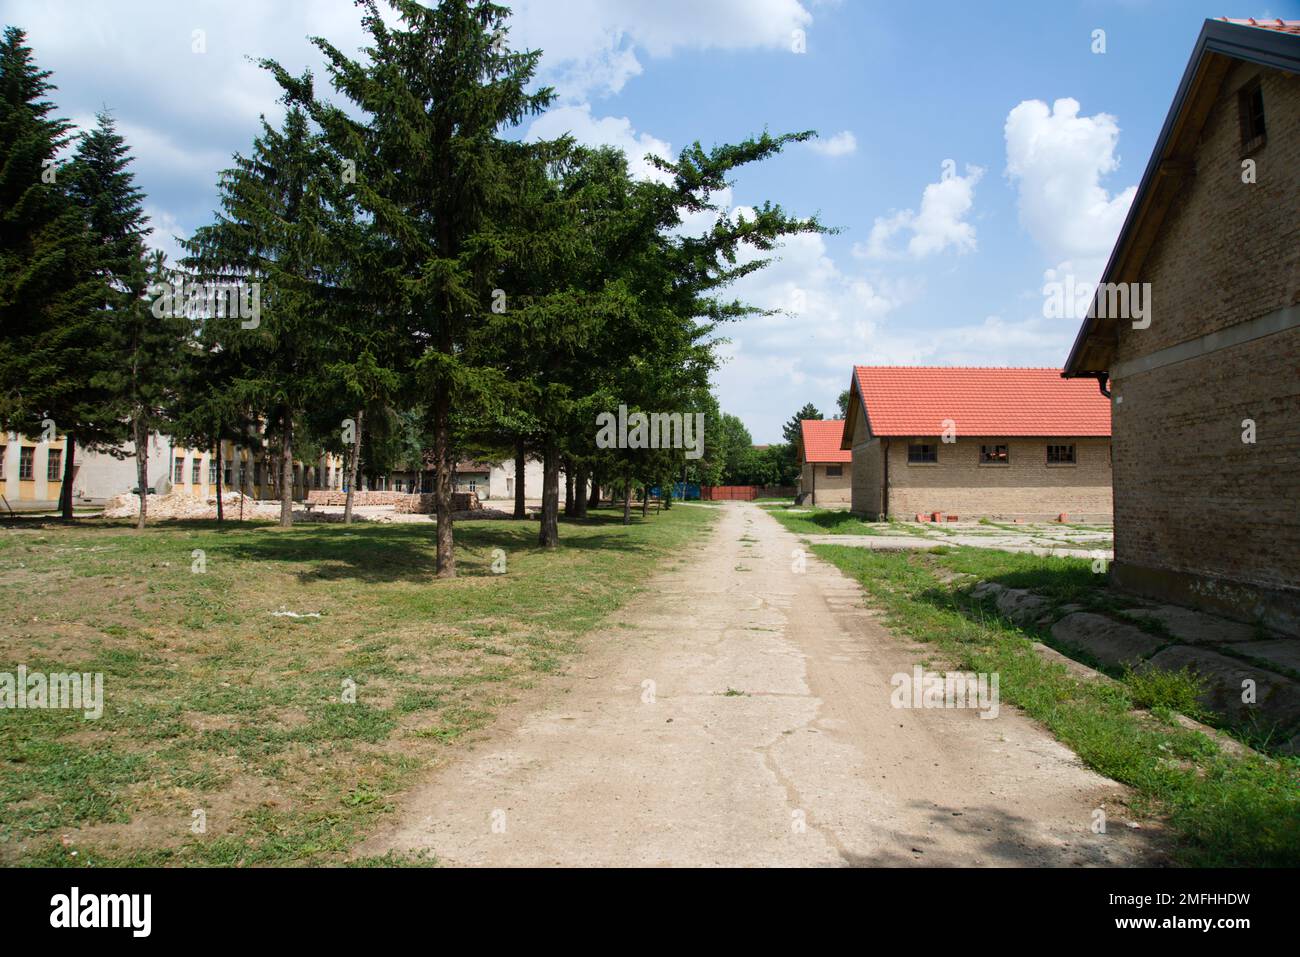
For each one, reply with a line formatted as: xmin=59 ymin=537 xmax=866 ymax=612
xmin=362 ymin=501 xmax=1162 ymax=866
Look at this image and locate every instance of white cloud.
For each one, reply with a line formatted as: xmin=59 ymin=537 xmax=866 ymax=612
xmin=1003 ymin=97 xmax=1137 ymax=285
xmin=525 ymin=103 xmax=674 ymax=183
xmin=143 ymin=205 xmax=187 ymax=265
xmin=807 ymin=130 xmax=857 ymax=157
xmin=508 ymin=0 xmax=814 ymax=100
xmin=855 ymin=163 xmax=984 ymax=260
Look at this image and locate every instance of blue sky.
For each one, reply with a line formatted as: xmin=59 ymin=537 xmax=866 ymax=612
xmin=9 ymin=0 xmax=1298 ymax=441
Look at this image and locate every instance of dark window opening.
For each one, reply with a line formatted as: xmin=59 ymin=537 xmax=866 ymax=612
xmin=1239 ymin=79 xmax=1266 ymax=153
xmin=1047 ymin=444 xmax=1076 ymax=464
xmin=907 ymin=443 xmax=937 ymax=464
xmin=979 ymin=444 xmax=1009 ymax=464
xmin=825 ymin=465 xmax=843 ymax=477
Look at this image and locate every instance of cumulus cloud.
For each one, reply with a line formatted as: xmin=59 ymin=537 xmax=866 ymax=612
xmin=807 ymin=130 xmax=857 ymax=157
xmin=508 ymin=0 xmax=814 ymax=100
xmin=525 ymin=103 xmax=674 ymax=183
xmin=1003 ymin=97 xmax=1137 ymax=285
xmin=855 ymin=162 xmax=984 ymax=260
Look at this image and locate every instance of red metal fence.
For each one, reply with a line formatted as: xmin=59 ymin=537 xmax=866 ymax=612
xmin=700 ymin=485 xmax=758 ymax=501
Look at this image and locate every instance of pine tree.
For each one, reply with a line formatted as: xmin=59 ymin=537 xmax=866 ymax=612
xmin=65 ymin=113 xmax=174 ymax=527
xmin=182 ymin=106 xmax=338 ymax=528
xmin=0 ymin=26 xmax=104 ymax=509
xmin=264 ymin=0 xmax=555 ymax=575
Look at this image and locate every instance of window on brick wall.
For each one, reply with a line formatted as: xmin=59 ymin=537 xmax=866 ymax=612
xmin=47 ymin=448 xmax=62 ymax=481
xmin=907 ymin=443 xmax=937 ymax=464
xmin=1047 ymin=444 xmax=1076 ymax=464
xmin=825 ymin=465 xmax=843 ymax=477
xmin=979 ymin=444 xmax=1009 ymax=464
xmin=20 ymin=446 xmax=36 ymax=480
xmin=1238 ymin=78 xmax=1266 ymax=154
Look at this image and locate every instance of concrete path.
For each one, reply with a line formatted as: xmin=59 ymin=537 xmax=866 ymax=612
xmin=361 ymin=502 xmax=1160 ymax=866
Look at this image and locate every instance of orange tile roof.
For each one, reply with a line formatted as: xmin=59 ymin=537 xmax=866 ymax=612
xmin=1216 ymin=17 xmax=1300 ymax=34
xmin=852 ymin=367 xmax=1111 ymax=438
xmin=799 ymin=419 xmax=852 ymax=463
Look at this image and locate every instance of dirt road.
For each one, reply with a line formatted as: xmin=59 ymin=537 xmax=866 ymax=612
xmin=362 ymin=502 xmax=1161 ymax=866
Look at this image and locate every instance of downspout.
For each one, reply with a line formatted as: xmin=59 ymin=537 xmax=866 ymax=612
xmin=881 ymin=439 xmax=890 ymax=520
xmin=811 ymin=460 xmax=816 ymax=506
xmin=1088 ymin=371 xmax=1111 ymax=398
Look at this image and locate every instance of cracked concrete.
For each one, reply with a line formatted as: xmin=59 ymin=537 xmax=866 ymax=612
xmin=359 ymin=502 xmax=1161 ymax=867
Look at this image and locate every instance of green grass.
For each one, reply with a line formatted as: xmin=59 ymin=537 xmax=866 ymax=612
xmin=0 ymin=504 xmax=716 ymax=866
xmin=763 ymin=505 xmax=923 ymax=537
xmin=808 ymin=543 xmax=1300 ymax=867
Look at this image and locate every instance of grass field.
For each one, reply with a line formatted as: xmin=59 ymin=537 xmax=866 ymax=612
xmin=0 ymin=505 xmax=716 ymax=866
xmin=807 ymin=543 xmax=1300 ymax=867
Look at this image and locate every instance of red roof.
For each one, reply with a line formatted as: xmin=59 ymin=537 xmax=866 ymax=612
xmin=1216 ymin=17 xmax=1300 ymax=34
xmin=850 ymin=367 xmax=1111 ymax=438
xmin=799 ymin=419 xmax=852 ymax=463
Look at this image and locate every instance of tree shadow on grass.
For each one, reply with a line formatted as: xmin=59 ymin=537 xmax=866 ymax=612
xmin=211 ymin=516 xmax=660 ymax=584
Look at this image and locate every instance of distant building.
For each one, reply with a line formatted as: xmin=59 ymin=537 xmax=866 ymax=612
xmin=796 ymin=419 xmax=851 ymax=506
xmin=2 ymin=430 xmax=341 ymax=508
xmin=1062 ymin=18 xmax=1300 ymax=634
xmin=841 ymin=367 xmax=1112 ymax=521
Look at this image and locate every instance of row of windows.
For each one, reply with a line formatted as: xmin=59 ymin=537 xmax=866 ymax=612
xmin=170 ymin=456 xmax=340 ymax=490
xmin=906 ymin=443 xmax=1078 ymax=465
xmin=0 ymin=447 xmax=64 ymax=482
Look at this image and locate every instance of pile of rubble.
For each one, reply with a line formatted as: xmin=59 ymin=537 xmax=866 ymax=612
xmin=103 ymin=491 xmax=291 ymax=521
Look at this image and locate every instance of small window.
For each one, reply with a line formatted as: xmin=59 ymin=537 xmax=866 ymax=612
xmin=46 ymin=448 xmax=63 ymax=481
xmin=1047 ymin=444 xmax=1076 ymax=464
xmin=0 ymin=446 xmax=5 ymax=480
xmin=192 ymin=459 xmax=201 ymax=485
xmin=20 ymin=446 xmax=36 ymax=480
xmin=174 ymin=457 xmax=185 ymax=483
xmin=979 ymin=444 xmax=1009 ymax=465
xmin=224 ymin=465 xmax=233 ymax=487
xmin=907 ymin=443 xmax=937 ymax=464
xmin=238 ymin=465 xmax=247 ymax=488
xmin=1238 ymin=78 xmax=1266 ymax=153
xmin=209 ymin=461 xmax=218 ymax=485
xmin=825 ymin=465 xmax=843 ymax=478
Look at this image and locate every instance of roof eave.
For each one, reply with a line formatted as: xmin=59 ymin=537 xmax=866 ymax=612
xmin=1062 ymin=19 xmax=1300 ymax=378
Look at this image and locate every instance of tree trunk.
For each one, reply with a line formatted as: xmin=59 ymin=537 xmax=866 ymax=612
xmin=642 ymin=484 xmax=649 ymax=517
xmin=279 ymin=408 xmax=294 ymax=528
xmin=58 ymin=434 xmax=76 ymax=521
xmin=513 ymin=436 xmax=526 ymax=520
xmin=215 ymin=441 xmax=224 ymax=523
xmin=563 ymin=460 xmax=573 ymax=516
xmin=344 ymin=408 xmax=363 ymax=525
xmin=622 ymin=473 xmax=632 ymax=526
xmin=588 ymin=472 xmax=600 ymax=510
xmin=538 ymin=439 xmax=560 ymax=548
xmin=574 ymin=464 xmax=589 ymax=518
xmin=134 ymin=417 xmax=148 ymax=530
xmin=433 ymin=384 xmax=455 ymax=578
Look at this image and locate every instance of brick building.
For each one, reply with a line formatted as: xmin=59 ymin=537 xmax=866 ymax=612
xmin=841 ymin=367 xmax=1112 ymax=521
xmin=796 ymin=419 xmax=851 ymax=506
xmin=1063 ymin=18 xmax=1300 ymax=635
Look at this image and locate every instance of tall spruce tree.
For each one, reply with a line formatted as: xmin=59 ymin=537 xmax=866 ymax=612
xmin=65 ymin=113 xmax=175 ymax=527
xmin=264 ymin=0 xmax=555 ymax=576
xmin=0 ymin=27 xmax=104 ymax=513
xmin=182 ymin=105 xmax=338 ymax=528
